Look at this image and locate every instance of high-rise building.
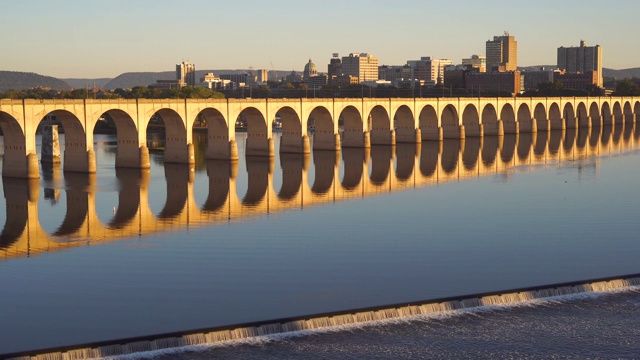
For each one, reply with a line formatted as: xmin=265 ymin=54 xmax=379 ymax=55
xmin=462 ymin=55 xmax=486 ymax=73
xmin=176 ymin=61 xmax=196 ymax=86
xmin=408 ymin=57 xmax=452 ymax=86
xmin=486 ymin=33 xmax=517 ymax=72
xmin=557 ymin=41 xmax=603 ymax=87
xmin=328 ymin=54 xmax=342 ymax=85
xmin=341 ymin=53 xmax=379 ymax=83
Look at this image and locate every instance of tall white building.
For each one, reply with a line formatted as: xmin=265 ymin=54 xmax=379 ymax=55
xmin=176 ymin=61 xmax=196 ymax=86
xmin=557 ymin=41 xmax=603 ymax=87
xmin=408 ymin=57 xmax=452 ymax=86
xmin=341 ymin=53 xmax=379 ymax=83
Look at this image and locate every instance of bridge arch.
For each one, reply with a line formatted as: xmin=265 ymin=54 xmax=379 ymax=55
xmin=623 ymin=101 xmax=633 ymax=122
xmin=441 ymin=105 xmax=461 ymax=138
xmin=419 ymin=141 xmax=438 ymax=177
xmin=462 ymin=137 xmax=481 ymax=170
xmin=500 ymin=104 xmax=516 ymax=134
xmin=549 ymin=103 xmax=562 ymax=130
xmin=277 ymin=153 xmax=305 ymax=201
xmin=106 ymin=168 xmax=146 ymax=229
xmin=481 ymin=135 xmax=499 ymax=166
xmin=393 ymin=105 xmax=416 ymax=143
xmin=240 ymin=107 xmax=272 ymax=157
xmin=44 ymin=109 xmax=93 ymax=173
xmin=48 ymin=173 xmax=91 ymax=237
xmin=601 ymin=102 xmax=612 ymax=126
xmin=441 ymin=139 xmax=460 ymax=174
xmin=481 ymin=104 xmax=499 ymax=136
xmin=516 ymin=103 xmax=533 ymax=132
xmin=276 ymin=106 xmax=308 ymax=154
xmin=613 ymin=102 xmax=623 ymax=124
xmin=340 ymin=106 xmax=366 ymax=147
xmin=308 ymin=105 xmax=337 ymax=151
xmin=533 ymin=103 xmax=547 ymax=131
xmin=418 ymin=105 xmax=438 ymax=141
xmin=369 ymin=145 xmax=392 ymax=185
xmin=95 ymin=109 xmax=146 ymax=169
xmin=517 ymin=133 xmax=533 ymax=160
xmin=369 ymin=105 xmax=393 ymax=145
xmin=589 ymin=101 xmax=602 ymax=126
xmin=147 ymin=108 xmax=192 ymax=164
xmin=575 ymin=102 xmax=587 ymax=128
xmin=241 ymin=156 xmax=272 ymax=206
xmin=310 ymin=149 xmax=337 ymax=195
xmin=635 ymin=101 xmax=640 ymax=117
xmin=196 ymin=107 xmax=234 ymax=160
xmin=561 ymin=102 xmax=577 ymax=129
xmin=461 ymin=104 xmax=480 ymax=137
xmin=340 ymin=148 xmax=365 ymax=189
xmin=395 ymin=143 xmax=417 ymax=181
xmin=0 ymin=111 xmax=31 ymax=178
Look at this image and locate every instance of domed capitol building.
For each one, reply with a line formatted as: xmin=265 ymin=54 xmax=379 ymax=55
xmin=303 ymin=59 xmax=317 ymax=80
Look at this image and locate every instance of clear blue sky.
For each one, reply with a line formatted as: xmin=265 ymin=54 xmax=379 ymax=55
xmin=1 ymin=0 xmax=638 ymax=78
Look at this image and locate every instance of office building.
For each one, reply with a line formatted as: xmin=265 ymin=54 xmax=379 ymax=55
xmin=328 ymin=54 xmax=342 ymax=78
xmin=462 ymin=55 xmax=486 ymax=73
xmin=465 ymin=71 xmax=523 ymax=95
xmin=341 ymin=53 xmax=379 ymax=82
xmin=176 ymin=61 xmax=196 ymax=86
xmin=486 ymin=33 xmax=517 ymax=72
xmin=408 ymin=57 xmax=452 ymax=86
xmin=557 ymin=41 xmax=603 ymax=87
xmin=554 ymin=70 xmax=599 ymax=92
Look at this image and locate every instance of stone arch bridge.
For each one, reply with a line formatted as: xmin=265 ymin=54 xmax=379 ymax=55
xmin=1 ymin=123 xmax=639 ymax=261
xmin=0 ymin=96 xmax=638 ymax=178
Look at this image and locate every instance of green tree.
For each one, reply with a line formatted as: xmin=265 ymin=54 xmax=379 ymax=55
xmin=614 ymin=78 xmax=640 ymax=96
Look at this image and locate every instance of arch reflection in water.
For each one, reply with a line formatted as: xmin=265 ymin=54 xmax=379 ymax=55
xmin=1 ymin=123 xmax=638 ymax=260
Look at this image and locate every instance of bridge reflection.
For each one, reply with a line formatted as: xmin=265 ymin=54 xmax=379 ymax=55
xmin=1 ymin=123 xmax=639 ymax=260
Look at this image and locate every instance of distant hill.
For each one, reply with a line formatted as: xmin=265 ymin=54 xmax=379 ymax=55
xmin=603 ymin=67 xmax=640 ymax=79
xmin=63 ymin=78 xmax=112 ymax=89
xmin=0 ymin=71 xmax=71 ymax=92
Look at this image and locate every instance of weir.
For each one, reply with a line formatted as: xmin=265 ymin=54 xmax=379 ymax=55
xmin=4 ymin=274 xmax=639 ymax=360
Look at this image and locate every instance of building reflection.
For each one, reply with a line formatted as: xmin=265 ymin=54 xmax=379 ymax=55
xmin=1 ymin=122 xmax=638 ymax=260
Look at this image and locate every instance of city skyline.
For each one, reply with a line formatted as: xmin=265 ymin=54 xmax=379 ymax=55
xmin=1 ymin=0 xmax=639 ymax=79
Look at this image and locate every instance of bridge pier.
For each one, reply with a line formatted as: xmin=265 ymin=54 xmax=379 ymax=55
xmin=313 ymin=131 xmax=341 ymax=151
xmin=422 ymin=127 xmax=441 ymax=141
xmin=246 ymin=136 xmax=274 ymax=157
xmin=2 ymin=152 xmax=40 ymax=179
xmin=465 ymin=124 xmax=483 ymax=137
xmin=342 ymin=130 xmax=370 ymax=148
xmin=561 ymin=117 xmax=579 ymax=129
xmin=41 ymin=125 xmax=61 ymax=165
xmin=206 ymin=138 xmax=239 ymax=161
xmin=280 ymin=134 xmax=311 ymax=154
xmin=442 ymin=124 xmax=464 ymax=139
xmin=414 ymin=128 xmax=422 ymax=143
xmin=592 ymin=115 xmax=603 ymax=127
xmin=63 ymin=148 xmax=97 ymax=174
xmin=164 ymin=141 xmax=196 ymax=164
xmin=116 ymin=145 xmax=151 ymax=169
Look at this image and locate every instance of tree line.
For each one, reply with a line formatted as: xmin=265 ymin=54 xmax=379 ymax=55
xmin=2 ymin=79 xmax=639 ymax=100
xmin=0 ymin=86 xmax=225 ymax=100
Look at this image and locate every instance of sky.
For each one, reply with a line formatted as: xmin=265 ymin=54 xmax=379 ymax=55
xmin=1 ymin=0 xmax=639 ymax=79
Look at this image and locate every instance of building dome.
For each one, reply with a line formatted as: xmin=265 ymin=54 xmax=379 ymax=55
xmin=303 ymin=59 xmax=317 ymax=79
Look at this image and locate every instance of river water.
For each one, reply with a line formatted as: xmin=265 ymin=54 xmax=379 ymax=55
xmin=0 ymin=125 xmax=639 ymax=356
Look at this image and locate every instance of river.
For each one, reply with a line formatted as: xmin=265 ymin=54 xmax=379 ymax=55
xmin=0 ymin=125 xmax=639 ymax=357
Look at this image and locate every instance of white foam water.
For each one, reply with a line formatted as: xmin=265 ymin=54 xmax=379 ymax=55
xmin=10 ymin=277 xmax=640 ymax=360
